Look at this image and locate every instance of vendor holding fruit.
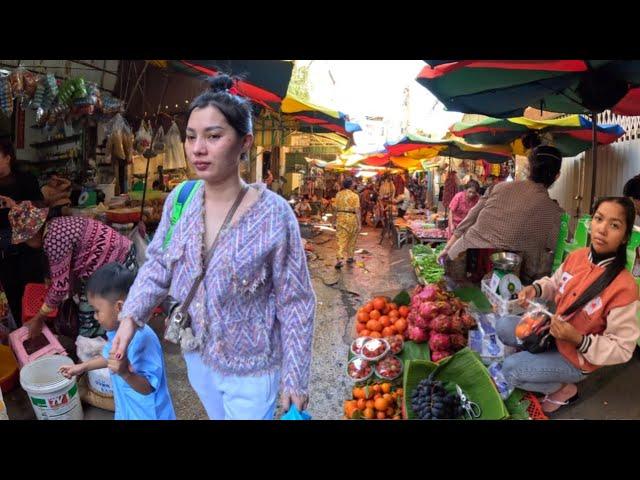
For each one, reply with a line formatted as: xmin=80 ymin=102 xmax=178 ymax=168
xmin=496 ymin=197 xmax=640 ymax=413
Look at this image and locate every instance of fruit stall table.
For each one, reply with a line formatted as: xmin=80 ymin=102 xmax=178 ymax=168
xmin=345 ymin=285 xmax=545 ymax=420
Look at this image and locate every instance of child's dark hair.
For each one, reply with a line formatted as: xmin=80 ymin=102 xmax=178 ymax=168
xmin=623 ymin=174 xmax=640 ymax=200
xmin=86 ymin=263 xmax=136 ymax=302
xmin=563 ymin=196 xmax=635 ymax=317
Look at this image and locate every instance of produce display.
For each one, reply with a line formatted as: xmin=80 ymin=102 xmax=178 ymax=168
xmin=347 ymin=357 xmax=373 ymax=382
xmin=344 ymin=383 xmax=404 ymax=420
xmin=361 ymin=338 xmax=390 ymax=361
xmin=350 ymin=336 xmax=372 ymax=357
xmin=410 ymin=375 xmax=465 ymax=420
xmin=411 ymin=244 xmax=445 ymax=283
xmin=387 ymin=334 xmax=404 ymax=355
xmin=354 ymin=296 xmax=409 ymax=339
xmin=375 ymin=355 xmax=403 ymax=381
xmin=407 ymin=283 xmax=476 ymax=362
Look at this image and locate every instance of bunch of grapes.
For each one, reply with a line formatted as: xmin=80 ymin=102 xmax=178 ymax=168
xmin=410 ymin=376 xmax=464 ymax=420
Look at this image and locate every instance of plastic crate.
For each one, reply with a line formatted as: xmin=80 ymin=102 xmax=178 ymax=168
xmin=9 ymin=324 xmax=67 ymax=369
xmin=481 ymin=278 xmax=525 ymax=316
xmin=22 ymin=284 xmax=58 ymax=324
xmin=524 ymin=392 xmax=548 ymax=420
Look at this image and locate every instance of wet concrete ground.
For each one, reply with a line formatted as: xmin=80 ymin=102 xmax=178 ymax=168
xmin=5 ymin=224 xmax=640 ymax=420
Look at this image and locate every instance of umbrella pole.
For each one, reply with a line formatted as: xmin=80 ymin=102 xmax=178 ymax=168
xmin=589 ymin=111 xmax=598 ymax=213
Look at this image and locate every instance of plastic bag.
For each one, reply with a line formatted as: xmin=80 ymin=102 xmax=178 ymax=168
xmin=128 ymin=222 xmax=149 ymax=266
xmin=106 ymin=113 xmax=133 ymax=161
xmin=280 ymin=405 xmax=312 ymax=420
xmin=0 ymin=75 xmax=14 ymax=117
xmin=152 ymin=125 xmax=166 ymax=153
xmin=467 ymin=312 xmax=505 ymax=365
xmin=164 ymin=121 xmax=187 ymax=170
xmin=75 ymin=335 xmax=107 ymax=361
xmin=487 ymin=361 xmax=514 ymax=400
xmin=515 ymin=302 xmax=554 ymax=354
xmin=135 ymin=120 xmax=153 ymax=154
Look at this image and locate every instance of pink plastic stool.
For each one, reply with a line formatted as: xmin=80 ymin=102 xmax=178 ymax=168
xmin=9 ymin=324 xmax=67 ymax=369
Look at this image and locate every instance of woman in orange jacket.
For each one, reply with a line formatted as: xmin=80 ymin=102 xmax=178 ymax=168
xmin=497 ymin=197 xmax=640 ymax=413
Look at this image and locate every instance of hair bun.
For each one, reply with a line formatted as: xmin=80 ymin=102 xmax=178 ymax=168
xmin=206 ymin=74 xmax=234 ymax=93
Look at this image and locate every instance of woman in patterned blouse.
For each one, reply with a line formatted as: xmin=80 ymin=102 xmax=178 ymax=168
xmin=110 ymin=75 xmax=316 ymax=420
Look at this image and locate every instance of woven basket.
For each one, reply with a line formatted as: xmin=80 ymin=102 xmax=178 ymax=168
xmin=78 ymin=375 xmax=115 ymax=412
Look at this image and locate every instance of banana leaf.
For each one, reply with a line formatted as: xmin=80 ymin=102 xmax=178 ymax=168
xmin=403 ymin=348 xmax=510 ymax=420
xmin=453 ymin=286 xmax=493 ymax=313
xmin=398 ymin=340 xmax=431 ymax=364
xmin=393 ymin=290 xmax=411 ymax=306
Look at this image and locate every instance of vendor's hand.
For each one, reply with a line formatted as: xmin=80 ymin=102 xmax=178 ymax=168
xmin=517 ymin=285 xmax=538 ymax=307
xmin=44 ymin=277 xmax=52 ymax=288
xmin=437 ymin=249 xmax=449 ymax=266
xmin=27 ymin=316 xmax=44 ymax=339
xmin=110 ymin=316 xmax=137 ymax=360
xmin=281 ymin=392 xmax=309 ymax=413
xmin=549 ymin=315 xmax=583 ymax=345
xmin=59 ymin=364 xmax=85 ymax=379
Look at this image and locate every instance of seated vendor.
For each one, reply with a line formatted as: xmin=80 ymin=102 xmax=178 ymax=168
xmin=295 ymin=195 xmax=312 ymax=218
xmin=496 ymin=197 xmax=640 ymax=413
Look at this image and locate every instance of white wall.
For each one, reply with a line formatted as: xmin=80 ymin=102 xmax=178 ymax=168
xmin=549 ymin=139 xmax=640 ymax=222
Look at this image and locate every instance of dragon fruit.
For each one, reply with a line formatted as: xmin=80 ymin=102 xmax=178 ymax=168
xmin=429 ymin=333 xmax=451 ymax=352
xmin=415 ymin=284 xmax=439 ymax=303
xmin=414 ymin=315 xmax=432 ymax=330
xmin=418 ymin=302 xmax=437 ymax=319
xmin=461 ymin=313 xmax=476 ymax=330
xmin=449 ymin=333 xmax=467 ymax=351
xmin=430 ymin=315 xmax=451 ymax=333
xmin=449 ymin=316 xmax=465 ymax=334
xmin=431 ymin=350 xmax=453 ymax=362
xmin=407 ymin=325 xmax=430 ymax=343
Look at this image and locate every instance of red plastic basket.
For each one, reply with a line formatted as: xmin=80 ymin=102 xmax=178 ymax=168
xmin=523 ymin=392 xmax=548 ymax=420
xmin=21 ymin=283 xmax=58 ymax=324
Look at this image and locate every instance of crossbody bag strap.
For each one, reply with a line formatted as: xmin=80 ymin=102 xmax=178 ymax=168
xmin=180 ymin=184 xmax=250 ymax=312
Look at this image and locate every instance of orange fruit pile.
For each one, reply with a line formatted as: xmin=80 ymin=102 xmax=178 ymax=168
xmin=355 ymin=297 xmax=409 ymax=339
xmin=344 ymin=383 xmax=404 ymax=420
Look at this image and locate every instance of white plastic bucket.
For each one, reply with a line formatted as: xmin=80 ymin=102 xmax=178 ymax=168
xmin=19 ymin=355 xmax=84 ymax=420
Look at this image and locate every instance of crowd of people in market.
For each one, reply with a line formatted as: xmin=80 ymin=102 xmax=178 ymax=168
xmin=2 ymin=71 xmax=640 ymax=422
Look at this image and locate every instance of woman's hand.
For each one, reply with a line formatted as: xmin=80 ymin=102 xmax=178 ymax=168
xmin=110 ymin=316 xmax=137 ymax=360
xmin=437 ymin=248 xmax=449 ymax=266
xmin=281 ymin=392 xmax=309 ymax=413
xmin=517 ymin=285 xmax=538 ymax=307
xmin=0 ymin=195 xmax=16 ymax=209
xmin=27 ymin=314 xmax=45 ymax=339
xmin=549 ymin=315 xmax=583 ymax=345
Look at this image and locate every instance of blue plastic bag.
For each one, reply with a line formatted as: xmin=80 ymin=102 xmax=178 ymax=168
xmin=280 ymin=405 xmax=312 ymax=420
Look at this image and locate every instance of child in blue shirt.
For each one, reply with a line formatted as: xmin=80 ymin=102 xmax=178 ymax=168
xmin=59 ymin=263 xmax=175 ymax=420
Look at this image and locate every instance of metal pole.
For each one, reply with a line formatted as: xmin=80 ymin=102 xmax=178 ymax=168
xmin=589 ymin=111 xmax=598 ymax=213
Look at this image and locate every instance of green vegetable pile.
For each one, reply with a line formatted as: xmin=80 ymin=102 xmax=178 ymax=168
xmin=411 ymin=244 xmax=445 ymax=283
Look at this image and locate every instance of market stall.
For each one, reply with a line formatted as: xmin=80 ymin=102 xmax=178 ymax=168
xmin=343 ymin=279 xmax=548 ymax=421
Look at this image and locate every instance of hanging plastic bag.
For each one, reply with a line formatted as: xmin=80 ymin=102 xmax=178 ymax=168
xmin=0 ymin=75 xmax=14 ymax=117
xmin=128 ymin=222 xmax=149 ymax=266
xmin=135 ymin=120 xmax=153 ymax=154
xmin=152 ymin=125 xmax=166 ymax=153
xmin=280 ymin=405 xmax=312 ymax=420
xmin=163 ymin=121 xmax=187 ymax=170
xmin=105 ymin=113 xmax=133 ymax=162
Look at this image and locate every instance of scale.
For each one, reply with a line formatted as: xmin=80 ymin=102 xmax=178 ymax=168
xmin=489 ymin=252 xmax=523 ymax=300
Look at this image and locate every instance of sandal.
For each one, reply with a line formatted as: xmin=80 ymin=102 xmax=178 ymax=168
xmin=335 ymin=261 xmax=344 ymax=269
xmin=540 ymin=392 xmax=579 ymax=413
xmin=346 ymin=258 xmax=355 ymax=264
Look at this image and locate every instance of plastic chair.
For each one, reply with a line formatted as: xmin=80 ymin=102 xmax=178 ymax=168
xmin=551 ymin=212 xmax=570 ymax=272
xmin=562 ymin=215 xmax=591 ymax=261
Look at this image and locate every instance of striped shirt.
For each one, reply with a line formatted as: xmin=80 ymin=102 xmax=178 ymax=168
xmin=448 ymin=179 xmax=564 ymax=283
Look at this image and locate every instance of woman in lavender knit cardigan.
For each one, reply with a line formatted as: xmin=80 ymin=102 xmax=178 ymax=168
xmin=110 ymin=75 xmax=316 ymax=420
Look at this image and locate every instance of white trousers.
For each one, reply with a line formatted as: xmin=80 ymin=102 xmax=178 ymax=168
xmin=183 ymin=351 xmax=280 ymax=420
